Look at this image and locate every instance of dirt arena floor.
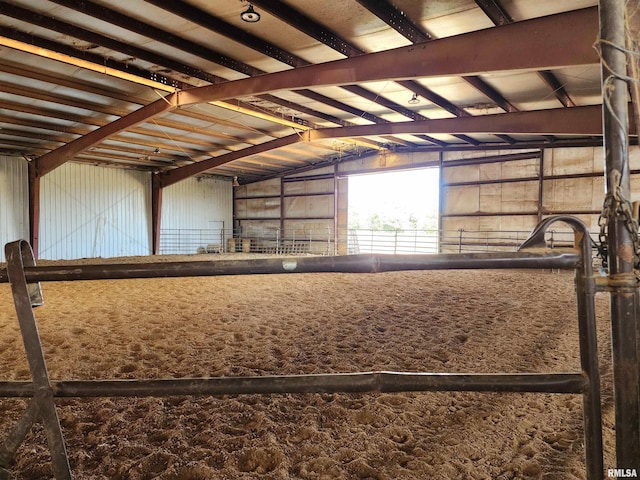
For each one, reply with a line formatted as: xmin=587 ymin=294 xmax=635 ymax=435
xmin=0 ymin=253 xmax=616 ymax=479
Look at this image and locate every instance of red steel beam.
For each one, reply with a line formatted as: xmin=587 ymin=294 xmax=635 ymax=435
xmin=34 ymin=7 xmax=599 ymax=178
xmin=34 ymin=92 xmax=179 ymax=177
xmin=160 ymin=105 xmax=612 ymax=187
xmin=179 ymin=7 xmax=598 ymax=105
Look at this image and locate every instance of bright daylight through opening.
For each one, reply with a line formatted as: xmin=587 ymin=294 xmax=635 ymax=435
xmin=347 ymin=168 xmax=440 ymax=254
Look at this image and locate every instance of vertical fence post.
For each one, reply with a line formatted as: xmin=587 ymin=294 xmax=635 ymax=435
xmin=600 ymin=0 xmax=640 ymax=468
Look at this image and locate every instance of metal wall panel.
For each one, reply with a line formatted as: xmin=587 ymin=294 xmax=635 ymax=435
xmin=161 ymin=176 xmax=233 ymax=251
xmin=39 ymin=163 xmax=151 ymax=259
xmin=337 ymin=151 xmax=439 ymax=173
xmin=0 ymin=156 xmax=29 ymax=262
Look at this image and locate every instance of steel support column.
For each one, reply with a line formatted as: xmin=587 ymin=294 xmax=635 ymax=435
xmin=27 ymin=161 xmax=40 ymax=259
xmin=600 ymin=0 xmax=640 ymax=468
xmin=151 ymin=173 xmax=163 ymax=255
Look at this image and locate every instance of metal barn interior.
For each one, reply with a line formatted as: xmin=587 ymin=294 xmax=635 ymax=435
xmin=0 ymin=0 xmax=639 ymax=477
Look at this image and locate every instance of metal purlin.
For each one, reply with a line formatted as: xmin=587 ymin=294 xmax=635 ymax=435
xmin=0 ymin=215 xmax=603 ymax=478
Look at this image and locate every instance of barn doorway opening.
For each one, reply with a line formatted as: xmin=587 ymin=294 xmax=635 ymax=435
xmin=347 ymin=168 xmax=440 ymax=254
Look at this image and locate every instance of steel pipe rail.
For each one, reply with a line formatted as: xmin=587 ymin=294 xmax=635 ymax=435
xmin=0 ymin=215 xmax=604 ymax=479
xmin=0 ymin=251 xmax=580 ymax=284
xmin=0 ymin=372 xmax=588 ymax=398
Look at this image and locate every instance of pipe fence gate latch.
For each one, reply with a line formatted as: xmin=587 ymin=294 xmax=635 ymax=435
xmin=0 ymin=216 xmax=604 ymax=479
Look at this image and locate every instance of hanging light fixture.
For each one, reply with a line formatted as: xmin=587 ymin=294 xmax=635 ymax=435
xmin=233 ymin=176 xmax=240 ymax=187
xmin=241 ymin=4 xmax=261 ymax=22
xmin=408 ymin=93 xmax=420 ymax=105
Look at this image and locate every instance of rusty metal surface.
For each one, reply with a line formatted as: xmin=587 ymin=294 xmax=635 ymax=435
xmin=0 ymin=251 xmax=581 ymax=284
xmin=600 ymin=0 xmax=640 ymax=469
xmin=3 ymin=240 xmax=72 ymax=479
xmin=0 ymin=372 xmax=588 ymax=398
xmin=521 ymin=215 xmax=604 ymax=479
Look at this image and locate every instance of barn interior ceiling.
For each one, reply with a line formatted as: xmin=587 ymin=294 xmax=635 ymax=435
xmin=0 ymin=0 xmax=634 ymax=185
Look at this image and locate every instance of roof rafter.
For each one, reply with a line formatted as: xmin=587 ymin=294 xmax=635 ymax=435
xmin=356 ymin=0 xmax=517 ymax=144
xmin=158 ymin=104 xmax=613 ymax=188
xmin=474 ymin=0 xmax=577 ymax=108
xmin=146 ymin=0 xmax=444 ymax=145
xmin=251 ymin=0 xmax=464 ymax=144
xmin=34 ymin=6 xmax=599 ymax=177
xmin=40 ymin=0 xmax=394 ymax=135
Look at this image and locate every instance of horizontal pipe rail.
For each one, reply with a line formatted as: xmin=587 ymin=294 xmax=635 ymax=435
xmin=0 ymin=372 xmax=588 ymax=398
xmin=0 ymin=251 xmax=580 ymax=283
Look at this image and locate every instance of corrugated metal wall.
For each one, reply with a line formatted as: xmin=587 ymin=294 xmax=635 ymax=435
xmin=238 ymin=146 xmax=640 ymax=255
xmin=0 ymin=156 xmax=29 ymax=262
xmin=542 ymin=146 xmax=640 ymax=230
xmin=4 ymin=147 xmax=638 ymax=261
xmin=440 ymin=150 xmax=542 ymax=238
xmin=161 ymin=176 xmax=233 ymax=253
xmin=39 ymin=163 xmax=151 ymax=259
xmin=234 ymin=169 xmax=337 ymax=254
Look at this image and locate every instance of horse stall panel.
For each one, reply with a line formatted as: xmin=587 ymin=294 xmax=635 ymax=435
xmin=234 ymin=220 xmax=280 ymax=251
xmin=281 ymin=219 xmax=334 ymax=254
xmin=440 ymin=215 xmax=539 ymax=253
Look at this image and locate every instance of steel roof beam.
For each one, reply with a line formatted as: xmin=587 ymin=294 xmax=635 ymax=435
xmin=178 ymin=8 xmax=597 ymax=102
xmin=0 ymin=57 xmax=278 ymax=139
xmin=354 ymin=0 xmax=432 ymax=43
xmin=251 ymin=0 xmax=363 ymax=58
xmin=159 ymin=105 xmax=612 ymax=187
xmin=34 ymin=7 xmax=599 ymax=176
xmin=357 ymin=0 xmax=516 ymax=144
xmin=462 ymin=76 xmax=520 ymax=113
xmin=474 ymin=0 xmax=514 ymax=26
xmin=35 ymin=0 xmax=391 ymax=133
xmin=48 ymin=0 xmax=261 ymax=78
xmin=0 ymin=2 xmax=223 ymax=85
xmin=252 ymin=0 xmax=468 ymax=144
xmin=148 ymin=0 xmax=445 ymax=145
xmin=474 ymin=0 xmax=577 ymax=108
xmin=537 ymin=70 xmax=577 ymax=108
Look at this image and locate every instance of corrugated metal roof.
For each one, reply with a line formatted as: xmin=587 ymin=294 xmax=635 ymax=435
xmin=0 ymin=0 xmax=624 ymax=186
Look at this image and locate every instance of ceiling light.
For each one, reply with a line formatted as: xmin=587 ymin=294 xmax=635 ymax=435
xmin=241 ymin=4 xmax=261 ymax=23
xmin=408 ymin=93 xmax=420 ymax=105
xmin=233 ymin=176 xmax=240 ymax=187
